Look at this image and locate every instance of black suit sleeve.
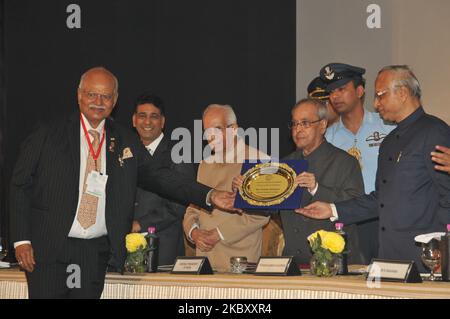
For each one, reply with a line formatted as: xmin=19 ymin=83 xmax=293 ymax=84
xmin=335 ymin=191 xmax=379 ymax=225
xmin=135 ymin=142 xmax=211 ymax=210
xmin=10 ymin=124 xmax=49 ymax=243
xmin=135 ymin=159 xmax=196 ymax=229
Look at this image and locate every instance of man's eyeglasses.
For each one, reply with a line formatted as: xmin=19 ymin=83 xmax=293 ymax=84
xmin=374 ymin=86 xmax=402 ymax=101
xmin=288 ymin=119 xmax=322 ymax=130
xmin=83 ymin=90 xmax=115 ymax=102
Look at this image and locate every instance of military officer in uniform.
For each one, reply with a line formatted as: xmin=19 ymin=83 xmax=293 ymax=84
xmin=321 ymin=63 xmax=395 ymax=263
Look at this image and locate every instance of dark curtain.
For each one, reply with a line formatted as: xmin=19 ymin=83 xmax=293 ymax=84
xmin=1 ymin=0 xmax=296 ymax=250
xmin=0 ymin=0 xmax=7 ymax=255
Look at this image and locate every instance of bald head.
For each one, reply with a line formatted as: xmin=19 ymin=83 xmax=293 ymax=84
xmin=77 ymin=67 xmax=119 ymax=128
xmin=79 ymin=67 xmax=119 ymax=94
xmin=202 ymin=104 xmax=238 ymax=153
xmin=374 ymin=65 xmax=421 ymax=123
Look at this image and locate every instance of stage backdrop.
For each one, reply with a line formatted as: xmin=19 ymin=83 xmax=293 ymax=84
xmin=0 ymin=0 xmax=296 ymax=248
xmin=297 ymin=0 xmax=450 ymax=124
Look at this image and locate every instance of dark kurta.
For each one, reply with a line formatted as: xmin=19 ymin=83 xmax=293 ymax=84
xmin=281 ymin=141 xmax=365 ymax=265
xmin=336 ymin=107 xmax=450 ymax=272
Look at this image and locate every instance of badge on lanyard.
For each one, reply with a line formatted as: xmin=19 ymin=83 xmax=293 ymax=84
xmin=86 ymin=171 xmax=108 ymax=198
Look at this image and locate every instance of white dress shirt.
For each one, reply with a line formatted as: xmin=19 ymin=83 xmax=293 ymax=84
xmin=145 ymin=132 xmax=164 ymax=156
xmin=68 ymin=114 xmax=108 ymax=239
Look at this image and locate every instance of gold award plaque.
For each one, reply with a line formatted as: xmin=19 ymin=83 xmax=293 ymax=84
xmin=239 ymin=163 xmax=297 ymax=206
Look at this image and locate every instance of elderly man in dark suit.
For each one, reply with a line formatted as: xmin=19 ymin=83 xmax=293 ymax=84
xmin=10 ymin=67 xmax=236 ymax=298
xmin=231 ymin=98 xmax=364 ymax=265
xmin=131 ymin=93 xmax=193 ymax=266
xmin=280 ymin=98 xmax=364 ymax=265
xmin=298 ymin=65 xmax=450 ymax=272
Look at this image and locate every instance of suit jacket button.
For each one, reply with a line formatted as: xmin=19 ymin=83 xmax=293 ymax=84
xmin=382 ymin=179 xmax=387 ymax=184
xmin=381 ymin=226 xmax=386 ymax=231
xmin=380 ymin=203 xmax=385 ymax=208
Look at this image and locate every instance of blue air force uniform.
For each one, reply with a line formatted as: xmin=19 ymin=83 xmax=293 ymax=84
xmin=326 ymin=111 xmax=394 ymax=194
xmin=320 ymin=62 xmax=395 ymax=264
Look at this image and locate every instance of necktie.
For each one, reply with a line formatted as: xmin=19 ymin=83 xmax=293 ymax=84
xmin=77 ymin=130 xmax=101 ymax=229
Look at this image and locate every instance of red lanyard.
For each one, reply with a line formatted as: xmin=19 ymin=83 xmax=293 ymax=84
xmin=80 ymin=114 xmax=106 ymax=170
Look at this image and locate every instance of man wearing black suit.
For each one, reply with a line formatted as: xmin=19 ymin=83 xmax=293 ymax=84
xmin=298 ymin=65 xmax=450 ymax=271
xmin=131 ymin=93 xmax=193 ymax=265
xmin=10 ymin=67 xmax=236 ymax=298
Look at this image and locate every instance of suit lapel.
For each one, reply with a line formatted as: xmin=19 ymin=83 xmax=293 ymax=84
xmin=105 ymin=118 xmax=119 ymax=180
xmin=152 ymin=135 xmax=168 ymax=158
xmin=105 ymin=118 xmax=121 ymax=220
xmin=67 ymin=113 xmax=80 ymax=177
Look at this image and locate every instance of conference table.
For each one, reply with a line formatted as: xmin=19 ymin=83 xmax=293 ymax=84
xmin=1 ymin=267 xmax=450 ymax=299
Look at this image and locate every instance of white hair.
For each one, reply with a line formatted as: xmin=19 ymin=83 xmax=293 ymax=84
xmin=293 ymin=98 xmax=328 ymax=120
xmin=378 ymin=65 xmax=421 ymax=99
xmin=202 ymin=104 xmax=237 ymax=125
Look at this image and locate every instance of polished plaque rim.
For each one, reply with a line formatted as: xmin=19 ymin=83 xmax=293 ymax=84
xmin=239 ymin=162 xmax=297 ymax=206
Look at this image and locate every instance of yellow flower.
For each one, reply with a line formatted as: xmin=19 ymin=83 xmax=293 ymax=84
xmin=125 ymin=233 xmax=147 ymax=253
xmin=307 ymin=230 xmax=328 ymax=244
xmin=321 ymin=232 xmax=345 ymax=254
xmin=308 ymin=230 xmax=345 ymax=254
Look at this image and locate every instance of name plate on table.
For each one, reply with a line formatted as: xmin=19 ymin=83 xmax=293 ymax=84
xmin=171 ymin=257 xmax=213 ymax=275
xmin=366 ymin=259 xmax=422 ymax=283
xmin=254 ymin=257 xmax=300 ymax=276
xmin=234 ymin=160 xmax=308 ymax=210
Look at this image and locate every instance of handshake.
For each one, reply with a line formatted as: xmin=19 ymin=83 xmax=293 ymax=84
xmin=191 ymin=228 xmax=221 ymax=252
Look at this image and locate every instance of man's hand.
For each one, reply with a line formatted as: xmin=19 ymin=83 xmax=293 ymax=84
xmin=296 ymin=172 xmax=317 ymax=193
xmin=432 ymin=145 xmax=450 ymax=174
xmin=232 ymin=175 xmax=244 ymax=193
xmin=15 ymin=244 xmax=35 ymax=273
xmin=191 ymin=229 xmax=220 ymax=252
xmin=295 ymin=201 xmax=333 ymax=219
xmin=210 ymin=190 xmax=243 ymax=213
xmin=131 ymin=220 xmax=141 ymax=233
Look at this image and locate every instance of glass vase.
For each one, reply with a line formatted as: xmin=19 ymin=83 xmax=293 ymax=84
xmin=310 ymin=253 xmax=339 ymax=277
xmin=124 ymin=251 xmax=146 ymax=273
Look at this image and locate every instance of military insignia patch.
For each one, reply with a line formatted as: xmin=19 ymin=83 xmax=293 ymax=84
xmin=366 ymin=131 xmax=387 ymax=147
xmin=324 ymin=66 xmax=335 ymax=80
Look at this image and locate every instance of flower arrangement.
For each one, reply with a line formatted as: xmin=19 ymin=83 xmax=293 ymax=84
xmin=124 ymin=233 xmax=148 ymax=273
xmin=308 ymin=230 xmax=345 ymax=277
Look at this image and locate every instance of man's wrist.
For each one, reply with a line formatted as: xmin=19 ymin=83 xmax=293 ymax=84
xmin=14 ymin=240 xmax=31 ymax=249
xmin=188 ymin=224 xmax=200 ymax=242
xmin=330 ymin=204 xmax=339 ymax=222
xmin=206 ymin=189 xmax=213 ymax=206
xmin=308 ymin=182 xmax=319 ymax=196
xmin=216 ymin=227 xmax=225 ymax=241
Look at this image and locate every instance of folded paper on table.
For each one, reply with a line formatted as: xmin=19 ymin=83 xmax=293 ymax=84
xmin=234 ymin=159 xmax=308 ymax=210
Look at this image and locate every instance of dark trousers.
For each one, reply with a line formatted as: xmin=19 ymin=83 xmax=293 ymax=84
xmin=26 ymin=236 xmax=110 ymax=299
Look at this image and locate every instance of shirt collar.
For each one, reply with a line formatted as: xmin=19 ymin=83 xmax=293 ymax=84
xmin=146 ymin=133 xmax=164 ymax=155
xmin=336 ymin=108 xmax=372 ymax=132
xmin=80 ymin=113 xmax=105 ymax=135
xmin=396 ymin=106 xmax=425 ymax=130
